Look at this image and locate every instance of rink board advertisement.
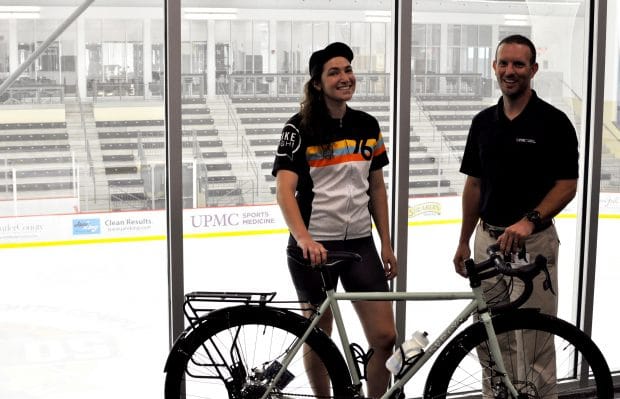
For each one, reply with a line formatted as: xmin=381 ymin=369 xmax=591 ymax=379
xmin=0 ymin=194 xmax=618 ymax=246
xmin=0 ymin=205 xmax=287 ymax=245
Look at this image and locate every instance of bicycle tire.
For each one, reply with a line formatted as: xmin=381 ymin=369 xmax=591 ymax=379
xmin=424 ymin=309 xmax=613 ymax=398
xmin=164 ymin=305 xmax=355 ymax=399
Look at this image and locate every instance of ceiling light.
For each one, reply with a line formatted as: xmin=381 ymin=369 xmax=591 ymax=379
xmin=0 ymin=6 xmax=40 ymax=19
xmin=183 ymin=7 xmax=238 ymax=20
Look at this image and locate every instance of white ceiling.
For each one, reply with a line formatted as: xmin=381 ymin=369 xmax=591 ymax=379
xmin=0 ymin=0 xmax=585 ymax=17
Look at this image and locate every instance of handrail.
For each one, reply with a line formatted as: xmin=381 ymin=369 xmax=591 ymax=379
xmin=560 ymin=78 xmax=582 ymax=104
xmin=0 ymin=0 xmax=95 ymax=97
xmin=75 ymin=84 xmax=97 ymax=202
xmin=190 ymin=129 xmax=211 ymax=205
xmin=108 ymin=187 xmax=148 ymax=210
xmin=240 ymin=136 xmax=259 ymax=194
xmin=603 ymin=122 xmax=620 ymax=143
xmin=217 ymin=79 xmax=241 ymax=144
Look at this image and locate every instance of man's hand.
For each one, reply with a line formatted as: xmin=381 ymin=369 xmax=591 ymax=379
xmin=453 ymin=243 xmax=471 ymax=277
xmin=497 ymin=218 xmax=535 ymax=254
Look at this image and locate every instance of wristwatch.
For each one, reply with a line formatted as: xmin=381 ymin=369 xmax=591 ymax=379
xmin=524 ymin=210 xmax=542 ymax=229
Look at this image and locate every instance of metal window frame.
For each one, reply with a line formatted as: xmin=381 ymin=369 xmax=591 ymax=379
xmin=161 ymin=1 xmax=617 ymax=390
xmin=165 ymin=0 xmax=185 ymax=346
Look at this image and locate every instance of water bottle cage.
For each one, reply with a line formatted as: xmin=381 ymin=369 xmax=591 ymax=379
xmin=395 ymin=346 xmax=424 ymax=380
xmin=350 ymin=343 xmax=374 ymax=381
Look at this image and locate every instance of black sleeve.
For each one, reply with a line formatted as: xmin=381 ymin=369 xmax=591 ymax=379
xmin=271 ymin=120 xmax=305 ymax=177
xmin=459 ymin=114 xmax=483 ymax=178
xmin=550 ymin=112 xmax=579 ymax=180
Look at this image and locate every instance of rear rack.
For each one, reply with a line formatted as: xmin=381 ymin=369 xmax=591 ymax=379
xmin=184 ymin=291 xmax=277 ymax=327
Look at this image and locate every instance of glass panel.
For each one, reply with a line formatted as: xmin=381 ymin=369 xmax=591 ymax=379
xmin=406 ymin=1 xmax=592 ymax=395
xmin=151 ymin=19 xmax=164 ymax=97
xmin=17 ymin=20 xmax=36 ymax=76
xmin=231 ymin=20 xmax=251 ymax=74
xmin=276 ymin=21 xmax=292 ymax=74
xmin=292 ymin=22 xmax=312 ymax=74
xmin=0 ymin=21 xmax=8 ymax=77
xmin=60 ymin=24 xmax=77 ymax=95
xmin=313 ymin=22 xmax=329 ymax=50
xmin=178 ymin=3 xmax=394 ymax=398
xmin=214 ymin=20 xmax=230 ymax=94
xmin=335 ymin=21 xmax=351 ymax=44
xmin=351 ymin=22 xmax=371 ymax=72
xmin=593 ymin=0 xmax=620 ymax=373
xmin=0 ymin=3 xmax=168 ymax=399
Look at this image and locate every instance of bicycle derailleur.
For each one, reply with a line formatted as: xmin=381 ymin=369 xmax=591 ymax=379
xmin=228 ymin=360 xmax=294 ymax=399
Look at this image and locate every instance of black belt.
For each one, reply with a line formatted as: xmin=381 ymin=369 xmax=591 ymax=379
xmin=481 ymin=220 xmax=552 ymax=239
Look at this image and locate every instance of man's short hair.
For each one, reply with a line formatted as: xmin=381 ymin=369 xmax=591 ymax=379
xmin=496 ymin=34 xmax=537 ymax=65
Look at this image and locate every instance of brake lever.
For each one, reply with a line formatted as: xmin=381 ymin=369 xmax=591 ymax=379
xmin=536 ymin=255 xmax=556 ymax=295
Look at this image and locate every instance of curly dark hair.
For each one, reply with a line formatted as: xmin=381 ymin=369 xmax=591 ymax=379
xmin=299 ymin=69 xmax=334 ymax=158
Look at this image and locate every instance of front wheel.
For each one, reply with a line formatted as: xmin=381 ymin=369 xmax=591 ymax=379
xmin=164 ymin=305 xmax=354 ymax=399
xmin=424 ymin=309 xmax=613 ymax=398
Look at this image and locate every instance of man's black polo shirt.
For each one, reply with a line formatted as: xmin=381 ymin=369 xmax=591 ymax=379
xmin=460 ymin=90 xmax=579 ymax=226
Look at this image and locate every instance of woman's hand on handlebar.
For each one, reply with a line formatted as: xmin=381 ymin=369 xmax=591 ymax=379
xmin=295 ymin=236 xmax=327 ymax=266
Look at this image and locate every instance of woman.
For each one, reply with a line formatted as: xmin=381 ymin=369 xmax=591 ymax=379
xmin=272 ymin=42 xmax=397 ymax=398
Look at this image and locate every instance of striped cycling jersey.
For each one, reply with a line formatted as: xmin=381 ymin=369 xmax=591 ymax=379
xmin=272 ymin=107 xmax=388 ymax=241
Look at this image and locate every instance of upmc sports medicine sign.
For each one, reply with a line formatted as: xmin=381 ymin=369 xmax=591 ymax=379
xmin=0 ymin=205 xmax=287 ymax=246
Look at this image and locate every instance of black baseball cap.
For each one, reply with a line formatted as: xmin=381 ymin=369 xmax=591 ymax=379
xmin=308 ymin=42 xmax=354 ymax=77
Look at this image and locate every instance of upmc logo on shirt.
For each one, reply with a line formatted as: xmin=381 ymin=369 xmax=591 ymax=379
xmin=276 ymin=123 xmax=301 ymax=161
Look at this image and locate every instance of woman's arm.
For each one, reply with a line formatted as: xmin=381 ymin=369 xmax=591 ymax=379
xmin=368 ymin=168 xmax=397 ymax=279
xmin=275 ymin=169 xmax=326 ymax=265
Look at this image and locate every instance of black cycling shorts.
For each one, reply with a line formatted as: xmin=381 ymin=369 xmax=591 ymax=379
xmin=287 ymin=235 xmax=389 ymax=305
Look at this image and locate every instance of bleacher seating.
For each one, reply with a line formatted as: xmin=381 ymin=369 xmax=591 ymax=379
xmin=95 ymin=101 xmax=238 ymax=208
xmin=233 ymin=96 xmax=400 ymax=198
xmin=6 ymin=91 xmax=613 ymax=209
xmin=409 ymin=94 xmax=496 ymax=196
xmin=0 ymin=121 xmax=73 ymax=198
xmin=231 ymin=94 xmax=460 ymax=198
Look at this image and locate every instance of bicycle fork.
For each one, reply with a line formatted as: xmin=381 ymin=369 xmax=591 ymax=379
xmin=474 ymin=287 xmax=521 ymax=398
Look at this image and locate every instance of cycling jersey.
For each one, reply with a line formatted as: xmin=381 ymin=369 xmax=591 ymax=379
xmin=272 ymin=106 xmax=389 ymax=241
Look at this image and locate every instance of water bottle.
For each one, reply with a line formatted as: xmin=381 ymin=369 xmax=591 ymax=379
xmin=385 ymin=330 xmax=429 ymax=375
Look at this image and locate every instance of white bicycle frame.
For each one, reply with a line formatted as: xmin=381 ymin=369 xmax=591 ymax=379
xmin=260 ymin=282 xmax=521 ymax=399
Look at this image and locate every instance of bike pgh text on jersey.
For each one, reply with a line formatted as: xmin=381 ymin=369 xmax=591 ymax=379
xmin=272 ymin=107 xmax=389 ymax=241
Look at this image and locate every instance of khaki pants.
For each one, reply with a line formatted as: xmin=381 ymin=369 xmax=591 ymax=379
xmin=474 ymin=222 xmax=559 ymax=399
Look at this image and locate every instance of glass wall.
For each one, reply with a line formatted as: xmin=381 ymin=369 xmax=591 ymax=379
xmin=0 ymin=20 xmax=8 ymax=77
xmin=0 ymin=1 xmax=617 ymax=398
xmin=593 ymin=0 xmax=620 ymax=372
xmin=0 ymin=4 xmax=169 ymax=399
xmin=178 ymin=2 xmax=395 ymax=361
xmin=404 ymin=0 xmax=616 ymax=394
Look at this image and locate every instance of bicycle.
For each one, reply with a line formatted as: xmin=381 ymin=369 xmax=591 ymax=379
xmin=163 ymin=244 xmax=613 ymax=398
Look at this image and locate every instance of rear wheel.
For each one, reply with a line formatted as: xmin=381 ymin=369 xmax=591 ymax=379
xmin=424 ymin=310 xmax=613 ymax=398
xmin=164 ymin=305 xmax=354 ymax=399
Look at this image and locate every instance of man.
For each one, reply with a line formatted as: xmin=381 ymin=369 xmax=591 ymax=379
xmin=453 ymin=35 xmax=579 ymax=398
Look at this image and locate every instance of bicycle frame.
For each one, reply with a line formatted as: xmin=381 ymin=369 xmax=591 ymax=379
xmin=260 ymin=283 xmax=521 ymax=399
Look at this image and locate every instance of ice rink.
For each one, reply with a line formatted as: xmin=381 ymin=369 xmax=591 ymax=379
xmin=1 ymin=210 xmax=618 ymax=398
